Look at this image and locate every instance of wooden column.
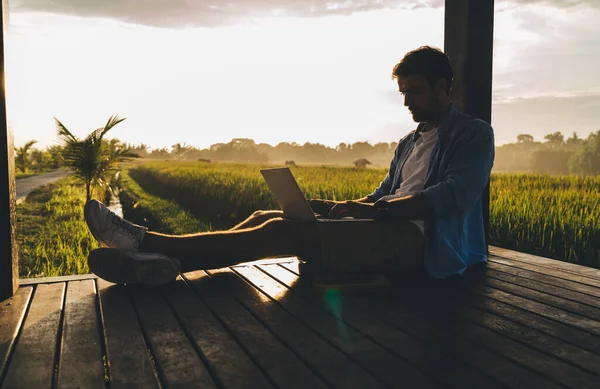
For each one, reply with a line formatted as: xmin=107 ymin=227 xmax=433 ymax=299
xmin=0 ymin=0 xmax=18 ymax=301
xmin=444 ymin=0 xmax=494 ymax=248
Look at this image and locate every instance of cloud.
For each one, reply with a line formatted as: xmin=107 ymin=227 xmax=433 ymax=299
xmin=11 ymin=0 xmax=442 ymax=28
xmin=503 ymin=0 xmax=599 ymax=8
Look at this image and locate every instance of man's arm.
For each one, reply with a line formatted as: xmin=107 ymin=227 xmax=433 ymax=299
xmin=375 ymin=193 xmax=434 ymax=219
xmin=421 ymin=122 xmax=495 ymax=218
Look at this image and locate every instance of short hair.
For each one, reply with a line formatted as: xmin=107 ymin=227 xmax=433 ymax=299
xmin=392 ymin=46 xmax=454 ymax=95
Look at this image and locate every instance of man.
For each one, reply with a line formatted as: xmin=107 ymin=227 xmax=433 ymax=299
xmin=84 ymin=46 xmax=494 ymax=285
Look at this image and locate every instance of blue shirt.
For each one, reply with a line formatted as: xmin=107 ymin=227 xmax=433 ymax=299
xmin=367 ymin=104 xmax=495 ymax=278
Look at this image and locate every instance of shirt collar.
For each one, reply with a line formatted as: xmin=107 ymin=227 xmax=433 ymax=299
xmin=412 ymin=103 xmax=458 ymax=141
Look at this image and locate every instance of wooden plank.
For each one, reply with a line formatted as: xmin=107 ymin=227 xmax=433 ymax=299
xmin=220 ymin=266 xmax=440 ymax=389
xmin=20 ymin=274 xmax=98 ymax=286
xmin=130 ymin=283 xmax=218 ymax=389
xmin=96 ymin=279 xmax=160 ymax=389
xmin=0 ymin=287 xmax=32 ymax=380
xmin=490 ymin=256 xmax=600 ymax=288
xmin=490 ymin=247 xmax=600 ymax=280
xmin=2 ymin=283 xmax=64 ymax=389
xmin=162 ymin=279 xmax=275 ymax=389
xmin=486 ymin=261 xmax=600 ymax=299
xmin=440 ymin=275 xmax=600 ymax=356
xmin=254 ymin=264 xmax=505 ymax=389
xmin=458 ymin=278 xmax=600 ymax=337
xmin=282 ymin=263 xmax=595 ymax=389
xmin=277 ymin=262 xmax=564 ymax=389
xmin=56 ymin=280 xmax=104 ymax=389
xmin=467 ymin=269 xmax=600 ymax=321
xmin=434 ymin=281 xmax=600 ymax=375
xmin=183 ymin=270 xmax=329 ymax=389
xmin=0 ymin=0 xmax=19 ymax=302
xmin=365 ymin=275 xmax=599 ymax=389
xmin=484 ymin=265 xmax=600 ymax=308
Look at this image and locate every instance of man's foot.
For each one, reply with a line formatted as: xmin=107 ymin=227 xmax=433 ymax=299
xmin=88 ymin=248 xmax=181 ymax=285
xmin=84 ymin=199 xmax=147 ymax=251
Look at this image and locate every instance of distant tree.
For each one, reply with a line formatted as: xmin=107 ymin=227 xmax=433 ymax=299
xmin=544 ymin=132 xmax=565 ymax=148
xmin=516 ymin=134 xmax=534 ymax=143
xmin=569 ymin=130 xmax=600 ymax=175
xmin=566 ymin=132 xmax=585 ymax=150
xmin=14 ymin=140 xmax=37 ymax=173
xmin=353 ymin=158 xmax=371 ymax=169
xmin=56 ymin=115 xmax=138 ymax=201
xmin=149 ymin=147 xmax=170 ymax=159
xmin=46 ymin=145 xmax=65 ymax=168
xmin=530 ymin=149 xmax=572 ymax=175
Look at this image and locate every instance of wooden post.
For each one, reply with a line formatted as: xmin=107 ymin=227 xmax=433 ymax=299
xmin=0 ymin=0 xmax=18 ymax=301
xmin=444 ymin=0 xmax=494 ymax=248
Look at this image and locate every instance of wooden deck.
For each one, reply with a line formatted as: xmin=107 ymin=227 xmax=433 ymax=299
xmin=1 ymin=247 xmax=599 ymax=389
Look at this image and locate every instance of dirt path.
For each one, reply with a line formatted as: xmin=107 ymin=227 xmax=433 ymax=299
xmin=16 ymin=169 xmax=71 ymax=204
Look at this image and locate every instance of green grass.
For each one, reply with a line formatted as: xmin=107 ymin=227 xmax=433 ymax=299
xmin=127 ymin=161 xmax=600 ymax=269
xmin=16 ymin=177 xmax=100 ymax=277
xmin=118 ymin=170 xmax=210 ymax=234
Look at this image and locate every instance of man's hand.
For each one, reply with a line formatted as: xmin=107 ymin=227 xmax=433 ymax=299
xmin=308 ymin=199 xmax=338 ymax=216
xmin=328 ymin=201 xmax=379 ymax=219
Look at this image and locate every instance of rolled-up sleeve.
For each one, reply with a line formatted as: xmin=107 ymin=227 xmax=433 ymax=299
xmin=422 ymin=121 xmax=495 ymax=218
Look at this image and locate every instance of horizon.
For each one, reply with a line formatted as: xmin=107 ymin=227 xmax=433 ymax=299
xmin=7 ymin=0 xmax=600 ymax=149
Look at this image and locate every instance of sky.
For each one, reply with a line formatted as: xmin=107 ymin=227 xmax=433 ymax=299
xmin=6 ymin=0 xmax=600 ymax=150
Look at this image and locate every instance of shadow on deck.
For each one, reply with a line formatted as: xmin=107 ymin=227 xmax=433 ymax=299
xmin=1 ymin=247 xmax=599 ymax=389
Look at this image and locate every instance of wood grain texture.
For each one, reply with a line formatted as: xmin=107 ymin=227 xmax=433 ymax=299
xmin=184 ymin=270 xmax=330 ymax=389
xmin=162 ymin=278 xmax=274 ymax=389
xmin=215 ymin=267 xmax=413 ymax=389
xmin=57 ymin=280 xmax=105 ymax=389
xmin=96 ymin=279 xmax=160 ymax=389
xmin=0 ymin=287 xmax=32 ymax=380
xmin=130 ymin=283 xmax=218 ymax=389
xmin=2 ymin=283 xmax=64 ymax=389
xmin=489 ymin=246 xmax=600 ymax=280
xmin=20 ymin=274 xmax=98 ymax=286
xmin=248 ymin=264 xmax=502 ymax=389
xmin=490 ymin=256 xmax=600 ymax=288
xmin=483 ymin=264 xmax=600 ymax=308
xmin=275 ymin=263 xmax=560 ymax=389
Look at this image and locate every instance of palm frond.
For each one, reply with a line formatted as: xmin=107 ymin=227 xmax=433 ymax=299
xmin=54 ymin=118 xmax=79 ymax=143
xmin=99 ymin=114 xmax=127 ymax=139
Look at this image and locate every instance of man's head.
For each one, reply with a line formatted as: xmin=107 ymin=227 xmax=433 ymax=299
xmin=392 ymin=46 xmax=453 ymax=123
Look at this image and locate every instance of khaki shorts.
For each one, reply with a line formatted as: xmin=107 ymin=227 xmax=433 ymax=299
xmin=310 ymin=219 xmax=424 ymax=274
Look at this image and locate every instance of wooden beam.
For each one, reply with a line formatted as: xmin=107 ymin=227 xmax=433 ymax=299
xmin=0 ymin=0 xmax=18 ymax=301
xmin=444 ymin=0 xmax=494 ymax=248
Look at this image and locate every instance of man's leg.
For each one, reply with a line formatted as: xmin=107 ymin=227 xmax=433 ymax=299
xmin=229 ymin=210 xmax=284 ymax=230
xmin=141 ymin=217 xmax=321 ymax=272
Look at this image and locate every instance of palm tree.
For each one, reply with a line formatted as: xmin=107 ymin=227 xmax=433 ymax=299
xmin=14 ymin=140 xmax=37 ymax=173
xmin=56 ymin=115 xmax=138 ymax=201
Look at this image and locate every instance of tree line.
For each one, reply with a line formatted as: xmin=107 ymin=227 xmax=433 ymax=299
xmin=495 ymin=131 xmax=600 ymax=175
xmin=16 ymin=127 xmax=600 ymax=176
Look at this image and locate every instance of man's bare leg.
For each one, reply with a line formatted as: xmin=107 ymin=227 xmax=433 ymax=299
xmin=141 ymin=217 xmax=321 ymax=272
xmin=229 ymin=210 xmax=284 ymax=230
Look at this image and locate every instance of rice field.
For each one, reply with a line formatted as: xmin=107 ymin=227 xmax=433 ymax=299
xmin=126 ymin=161 xmax=600 ymax=269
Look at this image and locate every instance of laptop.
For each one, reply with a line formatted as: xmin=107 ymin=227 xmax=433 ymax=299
xmin=260 ymin=167 xmax=374 ymax=222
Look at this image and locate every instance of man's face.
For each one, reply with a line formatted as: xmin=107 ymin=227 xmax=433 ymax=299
xmin=397 ymin=75 xmax=440 ymax=123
